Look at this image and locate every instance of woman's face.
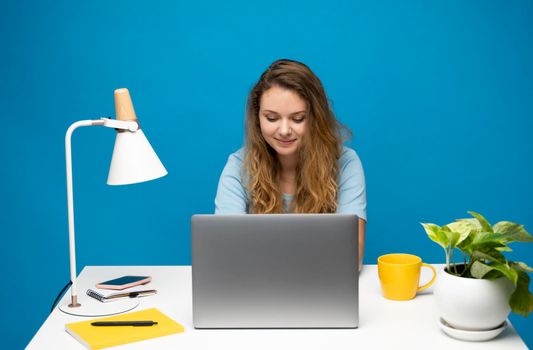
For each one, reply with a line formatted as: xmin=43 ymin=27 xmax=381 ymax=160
xmin=259 ymin=85 xmax=307 ymax=159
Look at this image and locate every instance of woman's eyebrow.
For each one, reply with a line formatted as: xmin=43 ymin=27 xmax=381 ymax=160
xmin=262 ymin=110 xmax=306 ymax=116
xmin=290 ymin=111 xmax=306 ymax=116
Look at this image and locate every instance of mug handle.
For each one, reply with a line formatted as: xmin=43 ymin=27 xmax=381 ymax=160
xmin=417 ymin=263 xmax=437 ymax=292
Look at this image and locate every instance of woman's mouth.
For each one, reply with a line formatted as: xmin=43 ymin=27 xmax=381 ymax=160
xmin=275 ymin=138 xmax=296 ymax=146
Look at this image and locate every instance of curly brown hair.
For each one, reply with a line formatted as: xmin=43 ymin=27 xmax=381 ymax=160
xmin=244 ymin=59 xmax=350 ymax=213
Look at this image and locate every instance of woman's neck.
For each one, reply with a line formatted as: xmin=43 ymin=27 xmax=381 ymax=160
xmin=278 ymin=153 xmax=297 ymax=172
xmin=278 ymin=154 xmax=298 ymax=195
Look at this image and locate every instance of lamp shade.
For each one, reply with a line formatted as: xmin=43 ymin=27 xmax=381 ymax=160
xmin=107 ymin=129 xmax=168 ymax=185
xmin=107 ymin=88 xmax=167 ymax=185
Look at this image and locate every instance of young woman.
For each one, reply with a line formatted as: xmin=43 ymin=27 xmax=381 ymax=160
xmin=214 ymin=59 xmax=367 ymax=267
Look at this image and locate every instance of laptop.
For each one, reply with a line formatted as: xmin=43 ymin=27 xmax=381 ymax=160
xmin=191 ymin=214 xmax=359 ymax=328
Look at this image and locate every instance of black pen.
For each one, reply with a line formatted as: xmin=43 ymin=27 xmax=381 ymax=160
xmin=91 ymin=321 xmax=158 ymax=327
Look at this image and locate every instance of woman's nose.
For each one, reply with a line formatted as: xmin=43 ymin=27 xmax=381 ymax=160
xmin=279 ymin=120 xmax=292 ymax=136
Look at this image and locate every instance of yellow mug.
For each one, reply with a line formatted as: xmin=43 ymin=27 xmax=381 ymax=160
xmin=377 ymin=253 xmax=436 ymax=301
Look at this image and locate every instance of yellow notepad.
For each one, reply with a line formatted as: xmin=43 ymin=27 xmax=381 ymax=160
xmin=65 ymin=308 xmax=184 ymax=349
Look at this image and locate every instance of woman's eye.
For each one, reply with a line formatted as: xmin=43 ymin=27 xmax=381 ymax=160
xmin=293 ymin=117 xmax=305 ymax=123
xmin=265 ymin=115 xmax=278 ymax=122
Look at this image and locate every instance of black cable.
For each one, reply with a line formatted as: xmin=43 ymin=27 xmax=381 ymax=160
xmin=50 ymin=281 xmax=72 ymax=313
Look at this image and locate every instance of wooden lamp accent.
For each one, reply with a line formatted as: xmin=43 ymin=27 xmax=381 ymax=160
xmin=114 ymin=88 xmax=138 ymax=122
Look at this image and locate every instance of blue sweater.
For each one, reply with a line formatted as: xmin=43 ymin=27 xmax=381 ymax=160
xmin=214 ymin=146 xmax=367 ymax=221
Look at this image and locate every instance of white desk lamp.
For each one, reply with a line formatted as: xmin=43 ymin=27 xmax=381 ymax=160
xmin=58 ymin=88 xmax=167 ymax=317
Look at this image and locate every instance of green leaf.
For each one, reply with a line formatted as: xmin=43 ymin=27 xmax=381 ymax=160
xmin=471 ymin=260 xmax=495 ymax=279
xmin=496 ymin=246 xmax=513 ymax=252
xmin=492 ymin=263 xmax=518 ymax=285
xmin=512 ymin=261 xmax=533 ymax=273
xmin=421 ymin=223 xmax=449 ymax=249
xmin=446 ymin=221 xmax=473 ymax=245
xmin=484 ymin=270 xmax=504 ymax=279
xmin=492 ymin=222 xmax=533 ymax=243
xmin=457 ymin=218 xmax=483 ymax=235
xmin=468 ymin=211 xmax=493 ymax=233
xmin=459 ymin=231 xmax=506 ymax=260
xmin=445 ymin=230 xmax=461 ymax=250
xmin=471 ymin=250 xmax=507 ymax=264
xmin=457 ymin=234 xmax=474 ymax=253
xmin=509 ymin=269 xmax=533 ymax=317
xmin=470 ymin=241 xmax=506 ymax=252
xmin=473 ymin=261 xmax=518 ymax=284
xmin=471 ymin=231 xmax=505 ymax=246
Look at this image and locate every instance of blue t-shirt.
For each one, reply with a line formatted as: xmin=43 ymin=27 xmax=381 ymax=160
xmin=214 ymin=146 xmax=367 ymax=221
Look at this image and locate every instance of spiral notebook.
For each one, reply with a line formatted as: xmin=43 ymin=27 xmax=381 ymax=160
xmin=65 ymin=308 xmax=184 ymax=349
xmin=86 ymin=288 xmax=157 ymax=302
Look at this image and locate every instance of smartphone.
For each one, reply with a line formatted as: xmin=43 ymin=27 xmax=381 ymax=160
xmin=95 ymin=275 xmax=152 ymax=290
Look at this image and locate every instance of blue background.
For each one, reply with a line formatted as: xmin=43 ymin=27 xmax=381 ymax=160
xmin=1 ymin=0 xmax=531 ymax=348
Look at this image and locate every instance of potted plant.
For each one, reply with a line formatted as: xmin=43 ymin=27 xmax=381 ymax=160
xmin=421 ymin=211 xmax=533 ymax=331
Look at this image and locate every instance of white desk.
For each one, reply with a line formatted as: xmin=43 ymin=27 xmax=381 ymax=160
xmin=27 ymin=265 xmax=527 ymax=349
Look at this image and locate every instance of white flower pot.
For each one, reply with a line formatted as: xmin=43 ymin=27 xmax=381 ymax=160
xmin=434 ymin=266 xmax=514 ymax=331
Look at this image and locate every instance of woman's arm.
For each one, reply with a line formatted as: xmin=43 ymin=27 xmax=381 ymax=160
xmin=214 ymin=149 xmax=249 ymax=214
xmin=335 ymin=147 xmax=367 ymax=271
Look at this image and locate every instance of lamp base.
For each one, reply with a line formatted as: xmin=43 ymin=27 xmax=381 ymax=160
xmin=58 ymin=297 xmax=139 ymax=317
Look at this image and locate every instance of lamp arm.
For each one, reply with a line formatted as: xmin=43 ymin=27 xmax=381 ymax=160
xmin=100 ymin=118 xmax=139 ymax=131
xmin=64 ymin=118 xmax=137 ymax=308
